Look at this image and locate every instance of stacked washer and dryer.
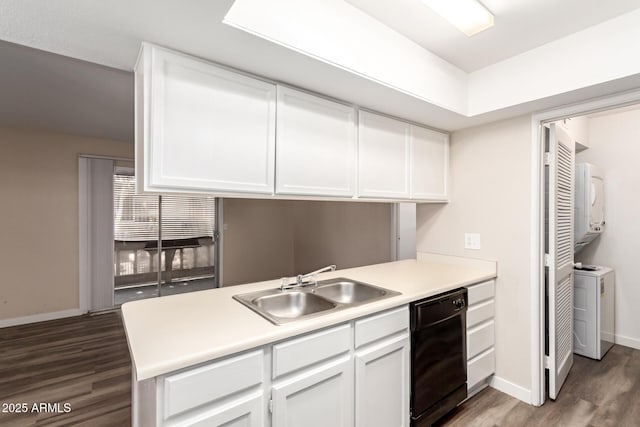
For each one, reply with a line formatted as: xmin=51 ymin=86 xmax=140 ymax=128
xmin=573 ymin=163 xmax=614 ymax=360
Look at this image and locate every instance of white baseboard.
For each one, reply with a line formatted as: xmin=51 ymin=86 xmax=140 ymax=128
xmin=489 ymin=375 xmax=532 ymax=404
xmin=0 ymin=308 xmax=85 ymax=328
xmin=615 ymin=334 xmax=640 ymax=350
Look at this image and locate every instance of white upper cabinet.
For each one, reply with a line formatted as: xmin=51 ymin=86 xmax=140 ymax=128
xmin=358 ymin=111 xmax=411 ymax=199
xmin=358 ymin=110 xmax=448 ymax=201
xmin=276 ymin=87 xmax=356 ymax=197
xmin=410 ymin=125 xmax=449 ymax=201
xmin=136 ymin=44 xmax=449 ymax=202
xmin=136 ymin=43 xmax=276 ymax=195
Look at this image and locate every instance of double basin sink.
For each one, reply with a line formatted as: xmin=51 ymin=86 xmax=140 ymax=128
xmin=233 ymin=278 xmax=400 ymax=325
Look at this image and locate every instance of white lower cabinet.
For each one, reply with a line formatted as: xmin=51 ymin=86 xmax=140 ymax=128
xmin=465 ymin=280 xmax=496 ymax=395
xmin=134 ymin=307 xmax=409 ymax=427
xmin=271 ymin=356 xmax=353 ymax=427
xmin=176 ymin=391 xmax=264 ymax=427
xmin=157 ymin=350 xmax=264 ymax=427
xmin=354 ymin=334 xmax=410 ymax=427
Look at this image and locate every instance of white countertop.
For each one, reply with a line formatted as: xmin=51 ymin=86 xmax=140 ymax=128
xmin=122 ymin=254 xmax=497 ymax=381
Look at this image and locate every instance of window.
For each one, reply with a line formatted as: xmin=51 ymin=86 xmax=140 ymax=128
xmin=113 ymin=172 xmax=218 ymax=304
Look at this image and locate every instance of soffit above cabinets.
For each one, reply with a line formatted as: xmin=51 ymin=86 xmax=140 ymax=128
xmin=345 ymin=0 xmax=640 ymax=73
xmin=2 ymin=0 xmax=640 ymax=140
xmin=224 ymin=0 xmax=640 ymax=118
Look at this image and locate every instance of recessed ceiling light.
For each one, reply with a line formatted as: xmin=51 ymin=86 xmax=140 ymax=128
xmin=422 ymin=0 xmax=494 ymax=37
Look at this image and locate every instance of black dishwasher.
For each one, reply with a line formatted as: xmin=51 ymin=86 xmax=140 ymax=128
xmin=410 ymin=288 xmax=467 ymax=426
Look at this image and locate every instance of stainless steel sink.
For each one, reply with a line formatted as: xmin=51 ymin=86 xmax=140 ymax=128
xmin=233 ymin=277 xmax=400 ymax=325
xmin=314 ymin=278 xmax=394 ymax=304
xmin=254 ymin=291 xmax=336 ymax=319
xmin=233 ymin=288 xmax=337 ymax=325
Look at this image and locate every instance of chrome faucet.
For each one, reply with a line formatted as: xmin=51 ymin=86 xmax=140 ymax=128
xmin=280 ymin=265 xmax=337 ymax=290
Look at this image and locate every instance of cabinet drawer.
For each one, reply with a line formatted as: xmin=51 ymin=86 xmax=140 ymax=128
xmin=467 ymin=320 xmax=494 ymax=360
xmin=355 ymin=306 xmax=409 ymax=349
xmin=163 ymin=349 xmax=263 ymax=419
xmin=466 ymin=280 xmax=495 ymax=305
xmin=467 ymin=348 xmax=495 ymax=391
xmin=273 ymin=324 xmax=351 ymax=379
xmin=467 ymin=299 xmax=494 ymax=329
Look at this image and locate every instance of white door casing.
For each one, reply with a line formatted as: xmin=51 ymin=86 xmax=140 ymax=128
xmin=547 ymin=123 xmax=575 ymax=400
xmin=531 ymin=89 xmax=640 ymax=406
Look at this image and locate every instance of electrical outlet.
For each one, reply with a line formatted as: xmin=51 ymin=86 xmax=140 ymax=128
xmin=464 ymin=233 xmax=481 ymax=250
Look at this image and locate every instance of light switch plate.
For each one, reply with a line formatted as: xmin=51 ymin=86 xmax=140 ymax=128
xmin=464 ymin=233 xmax=481 ymax=250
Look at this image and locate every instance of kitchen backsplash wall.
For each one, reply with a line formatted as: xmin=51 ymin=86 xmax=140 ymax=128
xmin=221 ymin=198 xmax=296 ymax=286
xmin=292 ymin=200 xmax=392 ymax=273
xmin=221 ymin=199 xmax=392 ymax=286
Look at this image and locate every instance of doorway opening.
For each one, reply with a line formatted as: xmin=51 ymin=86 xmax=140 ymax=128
xmin=532 ymin=91 xmax=640 ymax=406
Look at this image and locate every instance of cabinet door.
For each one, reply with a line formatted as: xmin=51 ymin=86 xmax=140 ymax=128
xmin=176 ymin=391 xmax=264 ymax=427
xmin=276 ymin=87 xmax=356 ymax=197
xmin=358 ymin=111 xmax=410 ymax=199
xmin=142 ymin=44 xmax=276 ymax=194
xmin=354 ymin=334 xmax=410 ymax=427
xmin=272 ymin=356 xmax=353 ymax=427
xmin=410 ymin=125 xmax=448 ymax=201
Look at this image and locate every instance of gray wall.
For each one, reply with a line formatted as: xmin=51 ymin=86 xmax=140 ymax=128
xmin=416 ymin=115 xmax=534 ymax=392
xmin=0 ymin=126 xmax=133 ymax=321
xmin=222 ymin=199 xmax=392 ymax=286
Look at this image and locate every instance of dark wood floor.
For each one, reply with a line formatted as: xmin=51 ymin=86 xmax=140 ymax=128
xmin=2 ymin=313 xmax=639 ymax=427
xmin=0 ymin=312 xmax=131 ymax=426
xmin=437 ymin=344 xmax=640 ymax=427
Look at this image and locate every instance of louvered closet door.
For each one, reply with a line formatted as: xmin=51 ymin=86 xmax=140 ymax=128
xmin=547 ymin=123 xmax=575 ymax=400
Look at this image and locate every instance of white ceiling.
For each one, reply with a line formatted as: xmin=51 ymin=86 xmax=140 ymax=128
xmin=1 ymin=0 xmax=640 ymax=141
xmin=345 ymin=0 xmax=640 ymax=72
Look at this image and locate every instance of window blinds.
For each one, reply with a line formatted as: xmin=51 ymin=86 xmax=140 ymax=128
xmin=160 ymin=194 xmax=216 ymax=241
xmin=113 ymin=175 xmax=215 ymax=241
